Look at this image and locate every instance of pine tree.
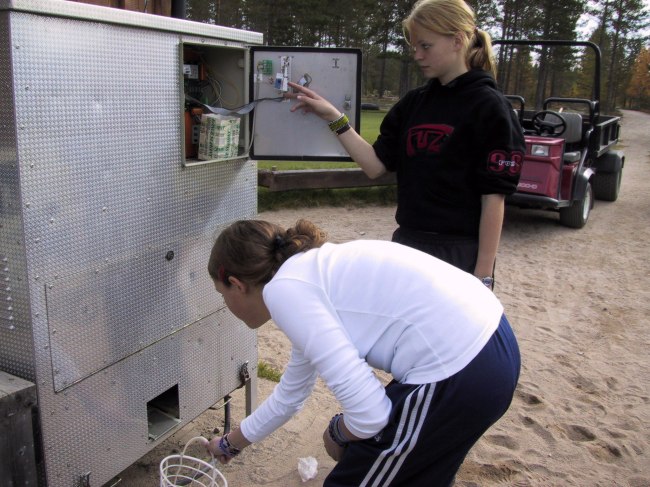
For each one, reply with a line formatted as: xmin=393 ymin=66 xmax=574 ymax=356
xmin=625 ymin=47 xmax=650 ymax=110
xmin=588 ymin=0 xmax=648 ymax=111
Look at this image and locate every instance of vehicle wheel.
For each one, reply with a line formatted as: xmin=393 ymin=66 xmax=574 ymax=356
xmin=593 ymin=169 xmax=622 ymax=201
xmin=559 ymin=182 xmax=593 ymax=228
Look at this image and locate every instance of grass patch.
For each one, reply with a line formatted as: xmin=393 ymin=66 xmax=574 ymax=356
xmin=258 ymin=160 xmax=358 ymax=171
xmin=358 ymin=109 xmax=385 ymax=143
xmin=257 ymin=361 xmax=282 ymax=382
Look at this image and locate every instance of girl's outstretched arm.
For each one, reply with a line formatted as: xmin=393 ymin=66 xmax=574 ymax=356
xmin=286 ymin=82 xmax=387 ymax=179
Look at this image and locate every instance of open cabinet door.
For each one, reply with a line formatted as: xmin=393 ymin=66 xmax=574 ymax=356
xmin=250 ymin=46 xmax=361 ymax=161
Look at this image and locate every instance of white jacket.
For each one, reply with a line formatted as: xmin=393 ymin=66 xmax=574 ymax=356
xmin=240 ymin=240 xmax=503 ymax=442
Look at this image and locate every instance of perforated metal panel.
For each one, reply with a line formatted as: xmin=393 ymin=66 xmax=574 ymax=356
xmin=0 ymin=2 xmax=261 ymax=486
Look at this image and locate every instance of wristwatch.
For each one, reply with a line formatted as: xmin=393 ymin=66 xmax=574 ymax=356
xmin=480 ymin=276 xmax=494 ymax=288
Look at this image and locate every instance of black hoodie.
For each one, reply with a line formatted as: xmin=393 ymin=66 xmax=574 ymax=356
xmin=373 ymin=69 xmax=525 ymax=237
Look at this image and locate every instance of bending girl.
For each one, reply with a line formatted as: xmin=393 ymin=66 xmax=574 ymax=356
xmin=206 ymin=218 xmax=520 ymax=486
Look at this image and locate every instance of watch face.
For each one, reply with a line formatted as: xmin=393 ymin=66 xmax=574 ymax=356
xmin=481 ymin=277 xmax=494 ymax=286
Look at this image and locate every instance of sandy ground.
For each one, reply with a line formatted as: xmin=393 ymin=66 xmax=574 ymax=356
xmin=115 ymin=109 xmax=649 ymax=486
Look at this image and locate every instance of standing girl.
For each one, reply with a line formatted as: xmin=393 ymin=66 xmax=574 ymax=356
xmin=206 ymin=218 xmax=520 ymax=486
xmin=287 ymin=0 xmax=525 ymax=289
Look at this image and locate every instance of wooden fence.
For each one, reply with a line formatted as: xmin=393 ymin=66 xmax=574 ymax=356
xmin=258 ymin=168 xmax=396 ymax=191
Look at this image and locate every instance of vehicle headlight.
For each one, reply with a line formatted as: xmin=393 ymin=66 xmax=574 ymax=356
xmin=530 ymin=144 xmax=550 ymax=157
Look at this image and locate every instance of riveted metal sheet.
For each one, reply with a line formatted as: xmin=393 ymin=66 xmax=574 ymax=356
xmin=45 ymin=233 xmax=222 ymax=392
xmin=2 ymin=5 xmax=261 ymax=486
xmin=40 ymin=309 xmax=257 ymax=486
xmin=0 ymin=10 xmax=36 ymax=380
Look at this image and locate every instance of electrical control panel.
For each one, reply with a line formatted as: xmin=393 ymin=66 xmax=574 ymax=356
xmin=250 ymin=47 xmax=361 ymax=161
xmin=182 ymin=45 xmax=361 ymax=165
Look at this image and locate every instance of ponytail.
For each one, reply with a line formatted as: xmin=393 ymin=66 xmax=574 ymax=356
xmin=208 ymin=219 xmax=327 ymax=287
xmin=468 ymin=28 xmax=496 ymax=79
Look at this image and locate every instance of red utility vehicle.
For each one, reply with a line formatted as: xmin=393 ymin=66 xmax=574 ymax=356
xmin=495 ymin=39 xmax=624 ymax=228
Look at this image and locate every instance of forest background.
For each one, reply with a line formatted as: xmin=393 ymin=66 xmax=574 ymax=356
xmin=185 ymin=0 xmax=650 ymax=113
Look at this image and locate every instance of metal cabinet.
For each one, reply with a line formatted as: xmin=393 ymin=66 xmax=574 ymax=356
xmin=0 ymin=1 xmax=360 ymax=485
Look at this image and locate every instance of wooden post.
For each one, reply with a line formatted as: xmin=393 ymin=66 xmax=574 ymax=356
xmin=0 ymin=371 xmax=38 ymax=487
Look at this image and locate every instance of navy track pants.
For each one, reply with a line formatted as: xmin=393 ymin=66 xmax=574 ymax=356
xmin=324 ymin=314 xmax=520 ymax=487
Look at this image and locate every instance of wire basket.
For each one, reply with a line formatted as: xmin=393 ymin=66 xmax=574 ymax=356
xmin=160 ymin=437 xmax=228 ymax=487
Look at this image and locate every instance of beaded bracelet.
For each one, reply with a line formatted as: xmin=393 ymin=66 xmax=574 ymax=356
xmin=328 ymin=113 xmax=349 ymax=133
xmin=328 ymin=413 xmax=350 ymax=447
xmin=218 ymin=433 xmax=242 ymax=458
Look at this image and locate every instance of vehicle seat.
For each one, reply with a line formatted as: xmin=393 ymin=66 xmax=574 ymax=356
xmin=559 ymin=112 xmax=583 ymax=163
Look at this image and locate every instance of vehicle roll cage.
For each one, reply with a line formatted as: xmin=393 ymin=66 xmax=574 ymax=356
xmin=493 ymin=39 xmax=602 ymax=123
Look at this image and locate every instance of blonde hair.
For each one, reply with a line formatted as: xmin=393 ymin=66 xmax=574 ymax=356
xmin=208 ymin=219 xmax=327 ymax=287
xmin=403 ymin=0 xmax=496 ymax=78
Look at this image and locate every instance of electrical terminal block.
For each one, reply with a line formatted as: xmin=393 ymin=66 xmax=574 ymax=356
xmin=274 ymin=55 xmax=292 ymax=92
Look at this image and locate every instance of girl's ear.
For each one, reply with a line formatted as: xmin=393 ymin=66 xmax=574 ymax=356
xmin=228 ymin=275 xmax=248 ymax=293
xmin=452 ymin=31 xmax=465 ymax=51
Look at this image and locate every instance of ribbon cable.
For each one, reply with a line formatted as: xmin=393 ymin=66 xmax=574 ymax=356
xmin=185 ymin=94 xmax=285 ymax=115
